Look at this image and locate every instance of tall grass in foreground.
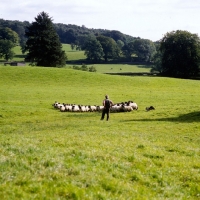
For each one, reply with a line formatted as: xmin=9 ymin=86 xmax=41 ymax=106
xmin=0 ymin=66 xmax=200 ymax=199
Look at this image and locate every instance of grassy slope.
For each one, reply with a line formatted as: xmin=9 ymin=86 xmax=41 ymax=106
xmin=0 ymin=66 xmax=200 ymax=199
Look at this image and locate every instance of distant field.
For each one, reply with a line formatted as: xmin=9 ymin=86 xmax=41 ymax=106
xmin=66 ymin=63 xmax=151 ymax=73
xmin=10 ymin=45 xmax=26 ymax=62
xmin=0 ymin=44 xmax=86 ymax=62
xmin=0 ymin=66 xmax=200 ymax=199
xmin=62 ymin=44 xmax=86 ymax=61
xmin=0 ymin=44 xmax=151 ymax=73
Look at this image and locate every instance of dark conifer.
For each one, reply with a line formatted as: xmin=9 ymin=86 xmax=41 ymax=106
xmin=25 ymin=11 xmax=67 ymax=67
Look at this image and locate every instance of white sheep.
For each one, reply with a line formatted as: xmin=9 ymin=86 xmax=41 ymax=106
xmin=89 ymin=105 xmax=97 ymax=112
xmin=79 ymin=105 xmax=87 ymax=112
xmin=122 ymin=105 xmax=133 ymax=112
xmin=52 ymin=100 xmax=138 ymax=113
xmin=110 ymin=104 xmax=122 ymax=112
xmin=96 ymin=105 xmax=104 ymax=112
xmin=127 ymin=101 xmax=138 ymax=110
xmin=52 ymin=101 xmax=63 ymax=109
xmin=72 ymin=105 xmax=80 ymax=112
xmin=59 ymin=104 xmax=66 ymax=112
xmin=85 ymin=105 xmax=90 ymax=112
xmin=65 ymin=104 xmax=73 ymax=112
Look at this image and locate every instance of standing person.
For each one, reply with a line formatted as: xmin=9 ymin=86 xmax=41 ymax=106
xmin=101 ymin=95 xmax=113 ymax=121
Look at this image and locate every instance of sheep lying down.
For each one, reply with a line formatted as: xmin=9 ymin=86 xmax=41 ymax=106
xmin=52 ymin=101 xmax=138 ymax=113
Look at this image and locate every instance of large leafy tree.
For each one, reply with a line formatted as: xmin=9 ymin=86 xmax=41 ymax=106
xmin=133 ymin=39 xmax=156 ymax=62
xmin=0 ymin=27 xmax=19 ymax=61
xmin=96 ymin=35 xmax=119 ymax=62
xmin=122 ymin=41 xmax=135 ymax=61
xmin=151 ymin=51 xmax=163 ymax=73
xmin=103 ymin=30 xmax=126 ymax=43
xmin=25 ymin=11 xmax=67 ymax=67
xmin=83 ymin=36 xmax=104 ymax=62
xmin=160 ymin=30 xmax=200 ymax=78
xmin=151 ymin=42 xmax=163 ymax=73
xmin=63 ymin=29 xmax=76 ymax=44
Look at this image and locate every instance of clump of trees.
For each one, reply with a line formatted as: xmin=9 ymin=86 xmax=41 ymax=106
xmin=122 ymin=39 xmax=156 ymax=62
xmin=152 ymin=30 xmax=200 ymax=78
xmin=82 ymin=36 xmax=156 ymax=63
xmin=0 ymin=27 xmax=19 ymax=61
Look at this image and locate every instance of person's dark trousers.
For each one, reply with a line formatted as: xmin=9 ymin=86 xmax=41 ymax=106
xmin=101 ymin=108 xmax=110 ymax=120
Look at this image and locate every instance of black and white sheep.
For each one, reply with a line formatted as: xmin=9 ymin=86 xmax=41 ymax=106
xmin=52 ymin=100 xmax=139 ymax=113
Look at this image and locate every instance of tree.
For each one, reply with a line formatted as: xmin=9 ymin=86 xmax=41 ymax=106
xmin=70 ymin=43 xmax=75 ymax=50
xmin=151 ymin=42 xmax=163 ymax=73
xmin=122 ymin=41 xmax=135 ymax=61
xmin=83 ymin=36 xmax=104 ymax=62
xmin=0 ymin=27 xmax=19 ymax=61
xmin=96 ymin=35 xmax=119 ymax=61
xmin=116 ymin=40 xmax=124 ymax=49
xmin=160 ymin=30 xmax=200 ymax=78
xmin=151 ymin=51 xmax=163 ymax=73
xmin=103 ymin=30 xmax=126 ymax=43
xmin=0 ymin=40 xmax=15 ymax=61
xmin=133 ymin=39 xmax=156 ymax=62
xmin=63 ymin=29 xmax=76 ymax=44
xmin=24 ymin=11 xmax=67 ymax=67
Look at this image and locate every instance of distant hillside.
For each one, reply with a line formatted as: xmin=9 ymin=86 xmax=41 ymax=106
xmin=0 ymin=18 xmax=139 ymax=46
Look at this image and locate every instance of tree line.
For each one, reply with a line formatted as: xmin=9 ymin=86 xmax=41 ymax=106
xmin=0 ymin=11 xmax=200 ymax=79
xmin=0 ymin=17 xmax=138 ymax=51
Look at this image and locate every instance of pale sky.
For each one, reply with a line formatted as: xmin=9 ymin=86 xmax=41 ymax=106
xmin=1 ymin=0 xmax=200 ymax=41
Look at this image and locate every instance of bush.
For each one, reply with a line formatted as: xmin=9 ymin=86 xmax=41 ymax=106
xmin=72 ymin=64 xmax=96 ymax=72
xmin=73 ymin=65 xmax=81 ymax=70
xmin=89 ymin=66 xmax=97 ymax=72
xmin=81 ymin=64 xmax=88 ymax=71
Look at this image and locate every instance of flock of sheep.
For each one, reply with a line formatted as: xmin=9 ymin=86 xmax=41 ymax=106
xmin=52 ymin=100 xmax=139 ymax=113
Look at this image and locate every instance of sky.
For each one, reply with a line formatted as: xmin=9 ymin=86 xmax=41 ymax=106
xmin=1 ymin=0 xmax=200 ymax=41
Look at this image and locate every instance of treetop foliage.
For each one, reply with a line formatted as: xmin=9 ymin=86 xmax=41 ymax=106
xmin=24 ymin=11 xmax=67 ymax=67
xmin=0 ymin=18 xmax=139 ymax=48
xmin=159 ymin=30 xmax=200 ymax=78
xmin=0 ymin=27 xmax=19 ymax=60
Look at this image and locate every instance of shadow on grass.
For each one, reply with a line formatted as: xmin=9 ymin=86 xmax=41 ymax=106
xmin=124 ymin=111 xmax=200 ymax=123
xmin=66 ymin=59 xmax=87 ymax=64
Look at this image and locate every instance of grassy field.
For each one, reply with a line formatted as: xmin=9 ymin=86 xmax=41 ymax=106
xmin=0 ymin=44 xmax=151 ymax=74
xmin=65 ymin=64 xmax=151 ymax=74
xmin=0 ymin=66 xmax=200 ymax=199
xmin=0 ymin=44 xmax=86 ymax=63
xmin=62 ymin=44 xmax=87 ymax=61
xmin=62 ymin=44 xmax=151 ymax=73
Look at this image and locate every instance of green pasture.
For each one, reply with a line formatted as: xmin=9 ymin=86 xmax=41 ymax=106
xmin=0 ymin=44 xmax=86 ymax=63
xmin=62 ymin=44 xmax=86 ymax=61
xmin=66 ymin=64 xmax=151 ymax=73
xmin=0 ymin=66 xmax=200 ymax=199
xmin=10 ymin=46 xmax=26 ymax=62
xmin=1 ymin=44 xmax=151 ymax=74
